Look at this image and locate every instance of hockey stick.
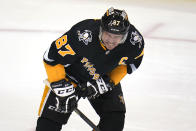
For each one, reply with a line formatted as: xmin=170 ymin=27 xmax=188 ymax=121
xmin=43 ymin=79 xmax=100 ymax=131
xmin=74 ymin=108 xmax=100 ymax=131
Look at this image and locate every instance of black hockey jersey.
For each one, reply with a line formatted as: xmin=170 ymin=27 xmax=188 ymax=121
xmin=44 ymin=19 xmax=144 ymax=84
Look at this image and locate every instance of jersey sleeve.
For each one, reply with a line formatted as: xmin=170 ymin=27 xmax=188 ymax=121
xmin=43 ymin=26 xmax=80 ymax=83
xmin=109 ymin=65 xmax=127 ymax=85
xmin=43 ymin=30 xmax=78 ymax=66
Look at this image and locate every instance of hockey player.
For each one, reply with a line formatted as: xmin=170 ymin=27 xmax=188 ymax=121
xmin=36 ymin=7 xmax=144 ymax=131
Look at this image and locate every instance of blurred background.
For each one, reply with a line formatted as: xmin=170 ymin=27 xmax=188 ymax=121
xmin=0 ymin=0 xmax=196 ymax=130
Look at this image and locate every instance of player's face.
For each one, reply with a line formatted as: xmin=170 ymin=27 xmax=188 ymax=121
xmin=101 ymin=31 xmax=123 ymax=50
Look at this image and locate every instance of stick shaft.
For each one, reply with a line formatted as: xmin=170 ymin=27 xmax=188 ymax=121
xmin=74 ymin=108 xmax=100 ymax=131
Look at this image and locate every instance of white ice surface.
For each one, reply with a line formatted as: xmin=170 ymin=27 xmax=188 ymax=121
xmin=0 ymin=0 xmax=196 ymax=131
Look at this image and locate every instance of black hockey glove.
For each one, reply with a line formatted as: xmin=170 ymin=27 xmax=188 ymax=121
xmin=79 ymin=75 xmax=114 ymax=99
xmin=50 ymin=79 xmax=78 ymax=113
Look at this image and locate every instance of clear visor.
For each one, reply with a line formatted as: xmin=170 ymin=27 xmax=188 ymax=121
xmin=99 ymin=27 xmax=128 ymax=44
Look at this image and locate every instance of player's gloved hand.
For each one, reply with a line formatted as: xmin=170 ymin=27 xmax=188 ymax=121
xmin=79 ymin=75 xmax=114 ymax=99
xmin=50 ymin=79 xmax=78 ymax=113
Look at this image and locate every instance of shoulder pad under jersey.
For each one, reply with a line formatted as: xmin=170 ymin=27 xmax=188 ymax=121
xmin=124 ymin=24 xmax=144 ymax=60
xmin=65 ymin=19 xmax=100 ymax=55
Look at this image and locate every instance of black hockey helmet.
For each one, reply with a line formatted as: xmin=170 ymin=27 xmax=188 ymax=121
xmin=101 ymin=7 xmax=130 ymax=35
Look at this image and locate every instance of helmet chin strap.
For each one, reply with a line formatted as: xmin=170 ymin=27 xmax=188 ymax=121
xmin=98 ymin=30 xmax=110 ymax=51
xmin=98 ymin=27 xmax=107 ymax=48
xmin=120 ymin=32 xmax=128 ymax=44
xmin=98 ymin=27 xmax=103 ymax=43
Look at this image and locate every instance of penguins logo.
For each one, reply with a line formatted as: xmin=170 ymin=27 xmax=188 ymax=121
xmin=130 ymin=31 xmax=143 ymax=48
xmin=77 ymin=30 xmax=92 ymax=45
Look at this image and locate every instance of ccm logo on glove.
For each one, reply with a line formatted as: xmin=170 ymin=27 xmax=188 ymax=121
xmin=51 ymin=79 xmax=75 ymax=97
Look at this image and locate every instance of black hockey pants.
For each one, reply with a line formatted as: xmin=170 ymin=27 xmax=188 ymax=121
xmin=36 ymin=83 xmax=126 ymax=131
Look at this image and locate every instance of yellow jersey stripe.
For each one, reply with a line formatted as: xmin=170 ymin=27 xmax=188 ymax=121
xmin=135 ymin=49 xmax=144 ymax=59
